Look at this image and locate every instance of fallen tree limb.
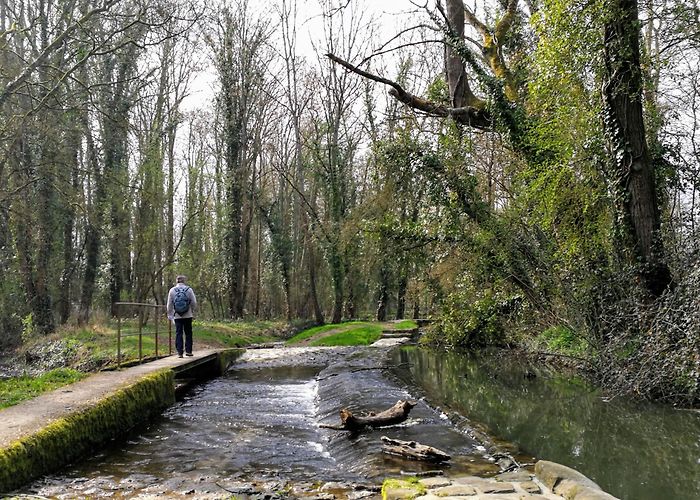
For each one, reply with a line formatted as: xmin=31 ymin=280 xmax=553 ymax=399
xmin=381 ymin=436 xmax=451 ymax=462
xmin=320 ymin=399 xmax=417 ymax=431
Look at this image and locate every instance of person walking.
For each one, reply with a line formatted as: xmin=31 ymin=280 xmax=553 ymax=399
xmin=167 ymin=275 xmax=197 ymax=358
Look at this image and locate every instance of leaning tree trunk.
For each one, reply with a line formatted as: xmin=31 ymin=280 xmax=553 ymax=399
xmin=602 ymin=0 xmax=673 ymax=297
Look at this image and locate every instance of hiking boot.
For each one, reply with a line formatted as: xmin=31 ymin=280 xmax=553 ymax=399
xmin=186 ymin=352 xmax=194 ymax=357
xmin=178 ymin=353 xmax=184 ymax=358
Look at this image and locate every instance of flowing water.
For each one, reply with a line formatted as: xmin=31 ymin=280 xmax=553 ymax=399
xmin=20 ymin=347 xmax=498 ymax=498
xmin=20 ymin=345 xmax=696 ymax=499
xmin=392 ymin=347 xmax=700 ymax=500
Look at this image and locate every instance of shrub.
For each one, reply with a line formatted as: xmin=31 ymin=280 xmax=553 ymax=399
xmin=539 ymin=325 xmax=587 ymax=354
xmin=425 ymin=290 xmax=521 ymax=347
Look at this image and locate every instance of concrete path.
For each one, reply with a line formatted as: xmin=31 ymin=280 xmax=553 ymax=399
xmin=0 ymin=350 xmax=221 ymax=449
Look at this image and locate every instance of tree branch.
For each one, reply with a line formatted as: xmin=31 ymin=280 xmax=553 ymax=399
xmin=0 ymin=0 xmax=121 ymax=108
xmin=325 ymin=53 xmax=491 ymax=129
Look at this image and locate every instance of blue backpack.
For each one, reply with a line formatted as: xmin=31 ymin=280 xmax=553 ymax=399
xmin=173 ymin=286 xmax=191 ymax=314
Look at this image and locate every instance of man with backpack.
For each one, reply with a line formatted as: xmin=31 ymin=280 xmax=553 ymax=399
xmin=166 ymin=275 xmax=197 ymax=358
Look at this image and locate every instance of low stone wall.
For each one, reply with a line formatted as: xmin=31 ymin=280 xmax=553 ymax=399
xmin=217 ymin=347 xmax=246 ymax=374
xmin=381 ymin=460 xmax=620 ymax=500
xmin=0 ymin=369 xmax=175 ymax=493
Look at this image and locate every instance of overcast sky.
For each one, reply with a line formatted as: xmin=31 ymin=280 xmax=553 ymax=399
xmin=183 ymin=0 xmax=423 ymax=110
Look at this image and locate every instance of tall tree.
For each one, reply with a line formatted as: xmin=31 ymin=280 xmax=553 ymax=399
xmin=210 ymin=0 xmax=270 ymax=318
xmin=602 ymin=0 xmax=673 ymax=296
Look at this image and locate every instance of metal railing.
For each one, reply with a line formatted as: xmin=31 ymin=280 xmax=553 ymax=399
xmin=114 ymin=302 xmax=172 ymax=368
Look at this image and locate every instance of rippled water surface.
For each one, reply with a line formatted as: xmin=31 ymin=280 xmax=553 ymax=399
xmin=24 ymin=366 xmax=348 ymax=497
xmin=393 ymin=347 xmax=700 ymax=500
xmin=21 ymin=349 xmax=495 ymax=498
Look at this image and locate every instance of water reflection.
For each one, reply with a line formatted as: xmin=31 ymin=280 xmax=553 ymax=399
xmin=392 ymin=347 xmax=700 ymax=500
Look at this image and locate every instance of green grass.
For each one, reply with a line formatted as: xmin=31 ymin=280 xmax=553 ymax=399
xmin=309 ymin=324 xmax=383 ymax=346
xmin=394 ymin=320 xmax=418 ymax=330
xmin=192 ymin=320 xmax=285 ymax=347
xmin=41 ymin=318 xmax=287 ymax=369
xmin=0 ymin=368 xmax=87 ymax=409
xmin=539 ymin=325 xmax=587 ymax=355
xmin=286 ymin=321 xmax=370 ymax=344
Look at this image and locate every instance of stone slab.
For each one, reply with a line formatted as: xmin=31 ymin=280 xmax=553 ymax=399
xmin=433 ymin=484 xmax=478 ymax=496
xmin=520 ymin=481 xmax=542 ymax=494
xmin=479 ymin=483 xmax=516 ymax=494
xmin=494 ymin=471 xmax=533 ymax=483
xmin=420 ymin=477 xmax=453 ymax=488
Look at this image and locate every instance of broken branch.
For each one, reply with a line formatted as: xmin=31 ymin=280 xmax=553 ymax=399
xmin=325 ymin=53 xmax=491 ymax=129
xmin=381 ymin=436 xmax=451 ymax=462
xmin=320 ymin=399 xmax=417 ymax=431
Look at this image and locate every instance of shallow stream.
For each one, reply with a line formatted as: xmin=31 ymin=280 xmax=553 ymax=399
xmin=19 ymin=345 xmax=699 ymax=499
xmin=21 ymin=347 xmax=499 ymax=498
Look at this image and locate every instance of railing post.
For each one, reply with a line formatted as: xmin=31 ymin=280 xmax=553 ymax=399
xmin=138 ymin=309 xmax=143 ymax=364
xmin=117 ymin=314 xmax=122 ymax=369
xmin=155 ymin=305 xmax=160 ymax=358
xmin=169 ymin=317 xmax=172 ymax=355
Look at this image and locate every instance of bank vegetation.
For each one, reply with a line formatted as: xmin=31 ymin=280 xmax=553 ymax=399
xmin=1 ymin=0 xmax=698 ymax=405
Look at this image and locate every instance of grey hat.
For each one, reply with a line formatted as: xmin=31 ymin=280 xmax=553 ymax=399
xmin=176 ymin=275 xmax=186 ymax=283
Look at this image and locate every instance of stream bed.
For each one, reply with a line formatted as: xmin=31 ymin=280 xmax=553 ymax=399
xmin=19 ymin=346 xmax=501 ymax=498
xmin=18 ymin=344 xmax=697 ymax=499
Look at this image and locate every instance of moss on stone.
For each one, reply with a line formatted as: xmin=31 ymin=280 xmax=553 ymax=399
xmin=0 ymin=369 xmax=175 ymax=493
xmin=217 ymin=348 xmax=246 ymax=374
xmin=381 ymin=478 xmax=426 ymax=500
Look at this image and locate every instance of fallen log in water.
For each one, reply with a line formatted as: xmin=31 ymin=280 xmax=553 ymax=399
xmin=320 ymin=399 xmax=416 ymax=431
xmin=381 ymin=436 xmax=451 ymax=462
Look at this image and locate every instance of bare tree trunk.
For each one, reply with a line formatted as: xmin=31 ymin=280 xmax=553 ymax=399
xmin=602 ymin=0 xmax=673 ymax=296
xmin=59 ymin=124 xmax=82 ymax=324
xmin=306 ymin=225 xmax=325 ymax=325
xmin=376 ymin=265 xmax=389 ymax=322
xmin=395 ymin=273 xmax=407 ymax=320
xmin=79 ymin=121 xmax=102 ymax=323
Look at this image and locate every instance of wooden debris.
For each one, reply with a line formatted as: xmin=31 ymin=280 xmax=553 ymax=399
xmin=381 ymin=436 xmax=451 ymax=462
xmin=320 ymin=399 xmax=416 ymax=431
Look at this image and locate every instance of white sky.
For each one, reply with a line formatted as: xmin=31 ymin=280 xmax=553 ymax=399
xmin=183 ymin=0 xmax=422 ymax=111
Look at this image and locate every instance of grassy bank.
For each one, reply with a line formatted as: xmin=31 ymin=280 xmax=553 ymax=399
xmin=0 ymin=368 xmax=87 ymax=409
xmin=11 ymin=319 xmax=288 ymax=374
xmin=286 ymin=319 xmax=417 ymax=346
xmin=0 ymin=319 xmax=287 ymax=409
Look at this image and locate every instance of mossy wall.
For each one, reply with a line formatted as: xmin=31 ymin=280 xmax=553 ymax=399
xmin=217 ymin=348 xmax=245 ymax=374
xmin=0 ymin=369 xmax=175 ymax=493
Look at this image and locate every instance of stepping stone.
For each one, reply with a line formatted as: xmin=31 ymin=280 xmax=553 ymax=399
xmin=433 ymin=484 xmax=478 ymax=496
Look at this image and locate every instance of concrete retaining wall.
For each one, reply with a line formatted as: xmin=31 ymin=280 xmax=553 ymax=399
xmin=0 ymin=348 xmax=244 ymax=494
xmin=0 ymin=369 xmax=175 ymax=493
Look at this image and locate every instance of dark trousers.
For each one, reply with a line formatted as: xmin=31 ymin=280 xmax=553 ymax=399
xmin=174 ymin=317 xmax=193 ymax=355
